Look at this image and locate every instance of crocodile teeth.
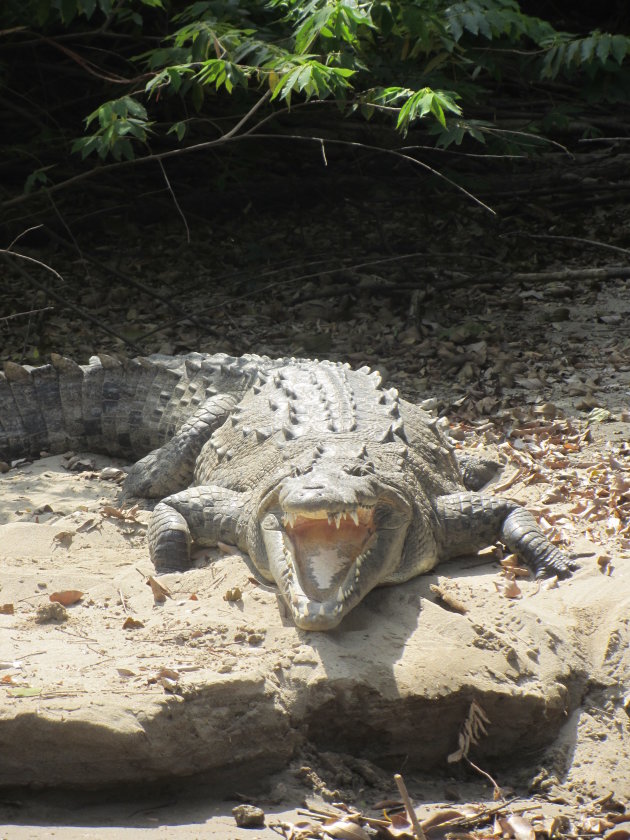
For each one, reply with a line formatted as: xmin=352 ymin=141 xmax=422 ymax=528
xmin=334 ymin=513 xmax=342 ymax=529
xmin=349 ymin=510 xmax=359 ymax=526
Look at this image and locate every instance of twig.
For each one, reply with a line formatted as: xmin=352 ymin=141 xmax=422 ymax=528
xmin=465 ymin=757 xmax=504 ymax=802
xmin=493 ymin=265 xmax=630 ymax=283
xmin=2 ymin=122 xmax=495 ymax=215
xmin=0 ymin=306 xmax=54 ymax=322
xmin=156 ymin=157 xmax=190 ymax=243
xmin=243 ymin=133 xmax=496 ymax=215
xmin=506 ymin=231 xmax=630 ymax=257
xmin=394 ymin=774 xmax=427 ymax=840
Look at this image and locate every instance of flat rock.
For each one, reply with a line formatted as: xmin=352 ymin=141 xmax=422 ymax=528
xmin=0 ymin=455 xmax=628 ymax=794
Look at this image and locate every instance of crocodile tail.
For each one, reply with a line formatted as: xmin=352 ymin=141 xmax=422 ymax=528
xmin=0 ymin=354 xmax=191 ymax=463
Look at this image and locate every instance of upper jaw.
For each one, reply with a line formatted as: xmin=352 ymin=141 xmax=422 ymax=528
xmin=259 ymin=493 xmax=412 ymax=630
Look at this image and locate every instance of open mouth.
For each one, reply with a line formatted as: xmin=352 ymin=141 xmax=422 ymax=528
xmin=282 ymin=507 xmax=375 ymax=601
xmin=260 ymin=500 xmax=410 ymax=630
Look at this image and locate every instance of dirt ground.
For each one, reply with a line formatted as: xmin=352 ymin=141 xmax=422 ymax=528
xmin=1 ymin=149 xmax=630 ymax=837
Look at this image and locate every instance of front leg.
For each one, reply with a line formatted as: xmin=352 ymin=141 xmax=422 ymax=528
xmin=148 ymin=485 xmax=251 ymax=572
xmin=434 ymin=493 xmax=576 ymax=578
xmin=124 ymin=393 xmax=238 ymax=499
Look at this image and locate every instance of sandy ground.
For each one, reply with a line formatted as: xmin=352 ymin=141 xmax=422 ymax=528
xmin=1 ymin=425 xmax=629 ymax=837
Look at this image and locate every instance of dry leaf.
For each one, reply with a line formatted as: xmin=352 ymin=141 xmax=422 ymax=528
xmin=101 ymin=505 xmax=141 ymax=522
xmin=323 ymin=817 xmax=371 ymax=839
xmin=147 ymin=576 xmax=171 ymax=603
xmin=76 ymin=517 xmax=99 ymax=533
xmin=582 ymin=817 xmax=614 ymax=833
xmin=420 ymin=809 xmax=467 ymax=830
xmin=448 ymin=700 xmax=491 ymax=762
xmin=53 ymin=530 xmax=74 ymax=547
xmin=506 ymin=814 xmax=536 ymax=840
xmin=494 ymin=579 xmax=522 ymax=599
xmin=122 ymin=616 xmax=144 ymax=630
xmin=386 ymin=813 xmax=414 ymax=838
xmin=156 ymin=667 xmax=180 ymax=681
xmin=49 ymin=590 xmax=83 ymax=606
xmin=604 ymin=825 xmax=630 ymax=840
xmin=0 ymin=603 xmax=15 ymax=615
xmin=224 ymin=587 xmax=243 ymax=602
xmin=9 ymin=687 xmax=42 ymax=697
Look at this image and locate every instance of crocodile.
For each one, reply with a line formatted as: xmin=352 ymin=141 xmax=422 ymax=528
xmin=0 ymin=352 xmax=574 ymax=630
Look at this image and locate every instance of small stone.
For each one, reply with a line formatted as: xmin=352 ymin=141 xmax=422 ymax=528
xmin=247 ymin=632 xmax=264 ymax=646
xmin=232 ymin=803 xmax=265 ymax=828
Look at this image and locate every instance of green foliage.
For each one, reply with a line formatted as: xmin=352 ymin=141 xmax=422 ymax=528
xmin=540 ymin=31 xmax=630 ymax=80
xmin=1 ymin=0 xmax=629 ymax=172
xmin=71 ymin=96 xmax=153 ymax=161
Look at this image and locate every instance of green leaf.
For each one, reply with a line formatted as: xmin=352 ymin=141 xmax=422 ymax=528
xmin=167 ymin=67 xmax=184 ymax=92
xmin=10 ymin=687 xmax=42 ymax=697
xmin=60 ymin=0 xmax=76 ymax=24
xmin=611 ymin=35 xmax=629 ymax=65
xmin=168 ymin=121 xmax=187 ymax=140
xmin=81 ymin=0 xmax=97 ymax=18
xmin=595 ymin=33 xmax=611 ymax=65
xmin=581 ymin=36 xmax=596 ymax=63
xmin=24 ymin=166 xmax=54 ymax=194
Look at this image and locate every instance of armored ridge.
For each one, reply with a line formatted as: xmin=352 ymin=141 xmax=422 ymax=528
xmin=0 ymin=352 xmax=575 ymax=630
xmin=0 ymin=351 xmax=272 ymax=462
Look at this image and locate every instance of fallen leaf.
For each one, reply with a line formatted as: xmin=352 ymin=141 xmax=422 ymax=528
xmin=122 ymin=617 xmax=144 ymax=630
xmin=587 ymin=407 xmax=611 ymax=423
xmin=49 ymin=590 xmax=83 ymax=606
xmin=583 ymin=817 xmax=614 ymax=833
xmin=604 ymin=824 xmax=630 ymax=840
xmin=76 ymin=518 xmax=99 ymax=533
xmin=147 ymin=576 xmax=171 ymax=603
xmin=506 ymin=814 xmax=536 ymax=840
xmin=0 ymin=603 xmax=15 ymax=615
xmin=494 ymin=579 xmax=522 ymax=599
xmin=9 ymin=687 xmax=42 ymax=697
xmin=101 ymin=505 xmax=141 ymax=522
xmin=156 ymin=667 xmax=180 ymax=681
xmin=420 ymin=809 xmax=467 ymax=830
xmin=52 ymin=530 xmax=74 ymax=548
xmin=223 ymin=587 xmax=243 ymax=602
xmin=385 ymin=812 xmax=414 ymax=838
xmin=322 ymin=817 xmax=371 ymax=839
